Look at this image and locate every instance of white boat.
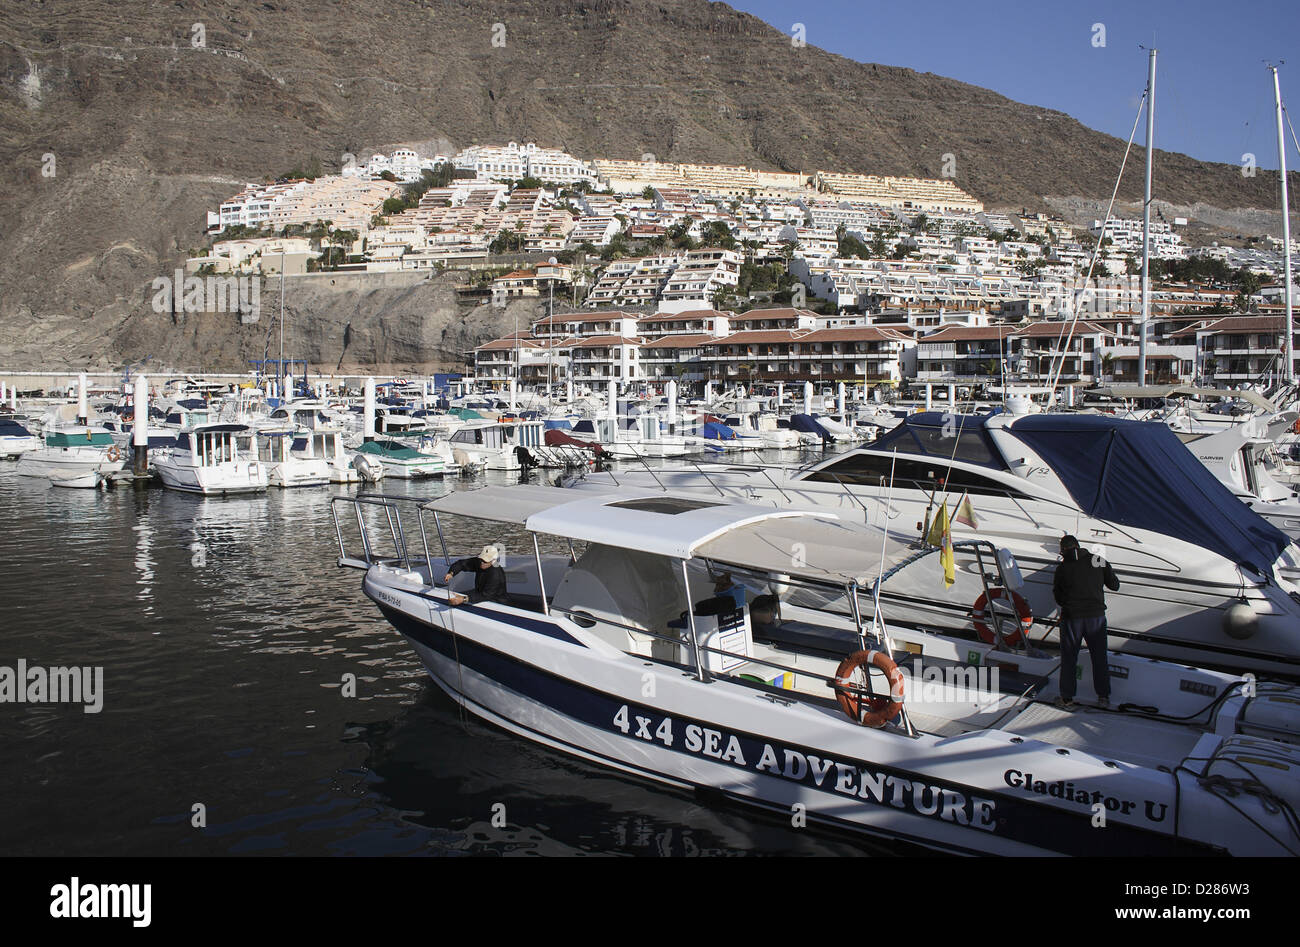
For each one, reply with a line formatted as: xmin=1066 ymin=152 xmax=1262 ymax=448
xmin=330 ymin=486 xmax=1300 ymax=856
xmin=354 ymin=438 xmax=446 ymax=479
xmin=48 ymin=471 xmax=104 ymax=489
xmin=16 ymin=426 xmax=126 ymax=480
xmin=0 ymin=416 xmax=40 ymax=458
xmin=1178 ymin=412 xmax=1300 ymax=540
xmin=718 ymin=411 xmax=808 ymax=449
xmin=153 ymin=423 xmax=268 ymax=495
xmin=447 ymin=419 xmax=565 ymax=470
xmin=294 ymin=428 xmax=368 ymax=484
xmin=258 ymin=428 xmax=329 ymax=488
xmin=566 ymin=417 xmax=710 ymax=460
xmin=563 ymin=410 xmax=1300 ymax=677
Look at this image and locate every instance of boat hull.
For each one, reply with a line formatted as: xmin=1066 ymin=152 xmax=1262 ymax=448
xmin=362 ymin=571 xmax=1278 ymax=857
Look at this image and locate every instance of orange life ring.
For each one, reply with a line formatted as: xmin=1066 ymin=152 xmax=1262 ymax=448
xmin=972 ymin=587 xmax=1033 ymax=646
xmin=833 ymin=650 xmax=904 ymax=727
xmin=1292 ymin=417 xmax=1300 ymax=435
xmin=106 ymin=445 xmax=122 ymax=463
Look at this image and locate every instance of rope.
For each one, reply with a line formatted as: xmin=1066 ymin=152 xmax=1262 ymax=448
xmin=1045 ymin=91 xmax=1148 ymax=406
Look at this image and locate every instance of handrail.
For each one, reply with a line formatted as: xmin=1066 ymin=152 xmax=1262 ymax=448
xmin=331 ymin=493 xmax=435 ymax=575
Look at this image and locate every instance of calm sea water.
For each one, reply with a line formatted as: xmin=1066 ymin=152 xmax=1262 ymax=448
xmin=0 ymin=457 xmax=894 ymax=857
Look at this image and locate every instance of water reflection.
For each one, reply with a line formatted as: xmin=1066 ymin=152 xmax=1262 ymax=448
xmin=0 ymin=453 xmax=895 ymax=857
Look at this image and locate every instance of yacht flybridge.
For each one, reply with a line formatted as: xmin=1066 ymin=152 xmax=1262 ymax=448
xmin=331 ymin=485 xmax=1300 ymax=856
xmin=563 ymin=411 xmax=1300 ymax=677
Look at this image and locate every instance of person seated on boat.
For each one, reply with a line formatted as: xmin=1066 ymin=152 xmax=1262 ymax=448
xmin=443 ymin=545 xmax=510 ymax=607
xmin=692 ymin=571 xmax=745 ymax=617
xmin=1052 ymin=534 xmax=1120 ymax=709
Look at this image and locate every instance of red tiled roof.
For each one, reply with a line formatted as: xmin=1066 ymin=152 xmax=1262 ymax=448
xmin=799 ymin=326 xmax=909 ymax=343
xmin=637 ymin=309 xmax=727 ymax=323
xmin=1011 ymin=320 xmax=1112 ymax=338
xmin=704 ymin=330 xmax=807 ymax=345
xmin=568 ymin=335 xmax=642 ymax=348
xmin=1178 ymin=315 xmax=1289 ymax=335
xmin=475 ymin=333 xmax=544 ymax=351
xmin=917 ymin=325 xmax=1017 ymax=342
xmin=640 ymin=334 xmax=724 ymax=349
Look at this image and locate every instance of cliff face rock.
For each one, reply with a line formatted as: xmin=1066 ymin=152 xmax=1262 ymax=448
xmin=1 ymin=0 xmax=1294 ymax=368
xmin=105 ymin=271 xmax=530 ymax=375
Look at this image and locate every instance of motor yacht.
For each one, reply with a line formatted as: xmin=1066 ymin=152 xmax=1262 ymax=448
xmin=0 ymin=416 xmax=40 ymax=459
xmin=152 ymin=423 xmax=268 ymax=495
xmin=15 ymin=425 xmax=126 ymax=481
xmin=562 ymin=410 xmax=1300 ymax=677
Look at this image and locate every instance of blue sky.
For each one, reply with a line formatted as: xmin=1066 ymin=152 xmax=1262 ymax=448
xmin=730 ymin=0 xmax=1300 ymax=170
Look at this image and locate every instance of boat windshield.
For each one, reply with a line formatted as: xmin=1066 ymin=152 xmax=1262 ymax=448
xmin=866 ymin=412 xmax=1006 ymax=469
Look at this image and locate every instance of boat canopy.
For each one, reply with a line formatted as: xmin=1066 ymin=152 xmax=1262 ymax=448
xmin=1006 ymin=415 xmax=1292 ymax=575
xmin=46 ymin=430 xmax=114 ymax=447
xmin=789 ymin=414 xmax=830 ymax=439
xmin=358 ymin=440 xmax=424 ymax=459
xmin=423 ymin=486 xmax=913 ymax=586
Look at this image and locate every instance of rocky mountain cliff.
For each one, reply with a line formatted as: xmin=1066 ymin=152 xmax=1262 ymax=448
xmin=1 ymin=0 xmax=1293 ymax=370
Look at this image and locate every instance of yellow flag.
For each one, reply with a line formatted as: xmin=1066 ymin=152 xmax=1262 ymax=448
xmin=926 ymin=500 xmax=945 ymax=547
xmin=927 ymin=501 xmax=956 ymax=588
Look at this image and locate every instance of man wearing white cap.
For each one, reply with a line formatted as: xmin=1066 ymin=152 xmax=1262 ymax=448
xmin=443 ymin=544 xmax=509 ymax=606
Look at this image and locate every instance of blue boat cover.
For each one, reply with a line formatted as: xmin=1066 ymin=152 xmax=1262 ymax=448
xmin=1007 ymin=415 xmax=1291 ymax=575
xmin=703 ymin=421 xmax=737 ymax=440
xmin=790 ymin=414 xmax=829 ymax=439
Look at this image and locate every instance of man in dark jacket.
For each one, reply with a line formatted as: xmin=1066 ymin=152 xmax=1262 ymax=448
xmin=444 ymin=544 xmax=510 ymax=606
xmin=1052 ymin=534 xmax=1120 ymax=708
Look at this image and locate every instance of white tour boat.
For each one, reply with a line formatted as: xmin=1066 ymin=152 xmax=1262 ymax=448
xmin=330 ymin=486 xmax=1300 ymax=856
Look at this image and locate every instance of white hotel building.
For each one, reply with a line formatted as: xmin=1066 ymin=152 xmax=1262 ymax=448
xmin=1088 ymin=218 xmax=1186 ymax=259
xmin=453 ymin=142 xmax=600 ymax=186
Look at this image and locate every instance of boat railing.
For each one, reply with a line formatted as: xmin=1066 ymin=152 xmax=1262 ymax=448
xmin=331 ymin=493 xmax=433 ymax=574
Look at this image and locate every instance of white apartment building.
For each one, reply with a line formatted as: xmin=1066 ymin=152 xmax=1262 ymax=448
xmin=454 ymin=142 xmax=599 ymax=186
xmin=658 ymin=249 xmax=742 ymax=311
xmin=567 ymin=217 xmax=620 ymax=247
xmin=813 ymin=172 xmax=984 ymax=213
xmin=1089 ymin=218 xmax=1186 ymax=259
xmin=213 ymin=182 xmax=306 ymax=232
xmin=264 ymin=176 xmax=400 ymax=233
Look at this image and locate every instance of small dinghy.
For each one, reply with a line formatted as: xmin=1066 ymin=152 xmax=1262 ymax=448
xmin=48 ymin=470 xmax=103 ymax=489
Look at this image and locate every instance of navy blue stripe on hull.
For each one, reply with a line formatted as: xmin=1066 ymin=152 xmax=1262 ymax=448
xmin=374 ymin=599 xmax=1220 ymax=858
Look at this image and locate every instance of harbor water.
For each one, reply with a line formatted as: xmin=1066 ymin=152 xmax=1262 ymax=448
xmin=0 ymin=459 xmax=892 ymax=856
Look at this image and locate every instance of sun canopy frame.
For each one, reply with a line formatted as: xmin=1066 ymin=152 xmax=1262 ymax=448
xmin=421 ymin=485 xmax=914 ymax=587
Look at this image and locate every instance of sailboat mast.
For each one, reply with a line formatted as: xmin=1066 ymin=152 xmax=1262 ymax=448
xmin=1139 ymin=47 xmax=1156 ymax=387
xmin=279 ymin=246 xmax=286 ymax=393
xmin=1272 ymin=65 xmax=1295 ymax=385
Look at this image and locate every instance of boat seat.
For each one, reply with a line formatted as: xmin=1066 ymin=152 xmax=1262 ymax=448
xmin=757 ymin=621 xmax=1049 ymax=699
xmin=755 ymin=619 xmax=859 ymax=658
